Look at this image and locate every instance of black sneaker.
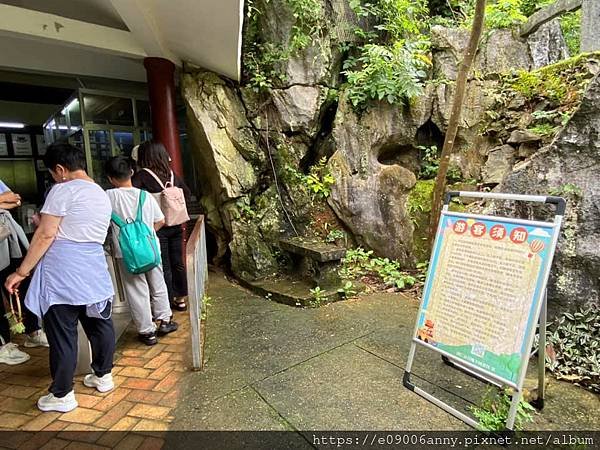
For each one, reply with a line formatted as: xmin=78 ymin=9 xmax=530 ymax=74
xmin=157 ymin=320 xmax=178 ymax=336
xmin=138 ymin=332 xmax=158 ymax=346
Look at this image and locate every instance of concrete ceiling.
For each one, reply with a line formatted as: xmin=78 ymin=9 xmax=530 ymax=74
xmin=0 ymin=0 xmax=244 ymax=82
xmin=1 ymin=0 xmax=128 ymax=30
xmin=0 ymin=100 xmax=61 ymax=125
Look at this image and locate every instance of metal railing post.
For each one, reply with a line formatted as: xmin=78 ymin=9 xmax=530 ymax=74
xmin=186 ymin=216 xmax=208 ymax=370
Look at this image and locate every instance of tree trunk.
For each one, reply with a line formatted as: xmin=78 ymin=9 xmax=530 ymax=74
xmin=581 ymin=0 xmax=600 ymax=52
xmin=428 ymin=0 xmax=487 ymax=245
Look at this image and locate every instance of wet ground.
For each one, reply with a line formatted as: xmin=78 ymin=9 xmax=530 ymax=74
xmin=171 ymin=272 xmax=599 ymax=432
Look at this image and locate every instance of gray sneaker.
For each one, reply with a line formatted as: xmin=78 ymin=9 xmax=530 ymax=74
xmin=157 ymin=320 xmax=178 ymax=336
xmin=0 ymin=343 xmax=30 ymax=365
xmin=24 ymin=330 xmax=49 ymax=348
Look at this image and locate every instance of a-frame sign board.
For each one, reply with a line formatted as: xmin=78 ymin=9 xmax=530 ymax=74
xmin=404 ymin=191 xmax=566 ymax=430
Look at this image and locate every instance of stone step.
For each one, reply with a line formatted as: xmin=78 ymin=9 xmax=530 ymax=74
xmin=279 ymin=237 xmax=346 ymax=262
xmin=239 ymin=276 xmax=363 ymax=308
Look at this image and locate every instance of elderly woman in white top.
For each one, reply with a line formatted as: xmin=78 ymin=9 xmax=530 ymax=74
xmin=5 ymin=142 xmax=116 ymax=413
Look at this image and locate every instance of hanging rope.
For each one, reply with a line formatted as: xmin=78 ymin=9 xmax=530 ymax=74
xmin=264 ymin=114 xmax=299 ymax=236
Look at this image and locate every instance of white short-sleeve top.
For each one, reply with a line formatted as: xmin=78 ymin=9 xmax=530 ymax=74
xmin=41 ymin=179 xmax=112 ymax=244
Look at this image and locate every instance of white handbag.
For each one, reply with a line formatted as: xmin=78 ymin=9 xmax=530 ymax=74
xmin=0 ymin=213 xmax=11 ymax=242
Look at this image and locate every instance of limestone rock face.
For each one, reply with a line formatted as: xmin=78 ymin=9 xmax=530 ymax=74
xmin=482 ymin=145 xmax=516 ymax=184
xmin=229 ymin=188 xmax=282 ymax=280
xmin=498 ymin=74 xmax=600 ymax=312
xmin=483 ymin=29 xmax=533 ymax=74
xmin=431 ymin=26 xmax=471 ymax=80
xmin=253 ymin=0 xmax=339 ymax=86
xmin=183 ymin=72 xmax=281 ymax=278
xmin=527 ymin=19 xmax=570 ymax=69
xmin=327 ymin=96 xmax=431 ymax=266
xmin=518 ymin=142 xmax=540 ymax=159
xmin=261 ymin=85 xmax=324 ymax=137
xmin=431 ymin=79 xmax=499 ymax=180
xmin=430 ymin=26 xmax=537 ymax=180
xmin=431 ymin=26 xmax=532 ymax=80
xmin=181 ymin=14 xmax=574 ymax=281
xmin=183 ymin=72 xmax=260 ymax=201
xmin=508 ymin=129 xmax=543 ymax=144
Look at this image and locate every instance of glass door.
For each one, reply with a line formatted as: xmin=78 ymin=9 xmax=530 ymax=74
xmin=86 ymin=129 xmax=113 ymax=189
xmin=112 ymin=131 xmax=135 ymax=159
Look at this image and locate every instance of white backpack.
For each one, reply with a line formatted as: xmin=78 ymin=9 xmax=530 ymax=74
xmin=143 ymin=168 xmax=190 ymax=226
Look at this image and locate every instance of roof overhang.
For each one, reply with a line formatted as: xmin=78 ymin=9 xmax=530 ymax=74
xmin=0 ymin=0 xmax=244 ymax=82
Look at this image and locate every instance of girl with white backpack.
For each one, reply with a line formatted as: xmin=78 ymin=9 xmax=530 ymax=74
xmin=132 ymin=141 xmax=191 ymax=311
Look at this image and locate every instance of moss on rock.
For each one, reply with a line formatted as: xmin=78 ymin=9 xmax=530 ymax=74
xmin=407 ymin=179 xmax=434 ymax=262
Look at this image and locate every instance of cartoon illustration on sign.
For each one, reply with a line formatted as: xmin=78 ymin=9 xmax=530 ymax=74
xmin=417 ymin=319 xmax=435 ymax=344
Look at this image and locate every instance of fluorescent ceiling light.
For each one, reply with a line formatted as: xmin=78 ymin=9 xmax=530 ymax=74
xmin=0 ymin=122 xmax=25 ymax=128
xmin=61 ymin=98 xmax=78 ymax=115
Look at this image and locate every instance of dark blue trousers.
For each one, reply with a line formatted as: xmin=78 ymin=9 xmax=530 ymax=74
xmin=43 ymin=303 xmax=115 ymax=397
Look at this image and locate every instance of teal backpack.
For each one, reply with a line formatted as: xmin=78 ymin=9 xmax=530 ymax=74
xmin=111 ymin=190 xmax=161 ymax=274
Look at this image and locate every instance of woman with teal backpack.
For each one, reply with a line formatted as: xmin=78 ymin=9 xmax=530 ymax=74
xmin=106 ymin=156 xmax=178 ymax=346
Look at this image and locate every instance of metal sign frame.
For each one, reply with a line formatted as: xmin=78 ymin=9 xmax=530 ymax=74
xmin=403 ymin=191 xmax=566 ymax=430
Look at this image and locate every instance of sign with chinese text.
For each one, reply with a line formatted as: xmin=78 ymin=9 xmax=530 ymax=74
xmin=415 ymin=212 xmax=556 ymax=385
xmin=0 ymin=134 xmax=7 ymax=156
xmin=36 ymin=135 xmax=46 ymax=155
xmin=12 ymin=134 xmax=32 ymax=156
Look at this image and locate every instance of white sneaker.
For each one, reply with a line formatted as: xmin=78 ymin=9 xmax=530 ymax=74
xmin=37 ymin=391 xmax=78 ymax=413
xmin=0 ymin=342 xmax=30 ymax=365
xmin=83 ymin=373 xmax=114 ymax=393
xmin=24 ymin=330 xmax=49 ymax=348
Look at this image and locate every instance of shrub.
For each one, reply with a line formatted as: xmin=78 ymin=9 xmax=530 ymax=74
xmin=418 ymin=145 xmax=440 ymax=179
xmin=560 ymin=10 xmax=581 ymax=56
xmin=462 ymin=0 xmax=528 ymax=30
xmin=470 ymin=387 xmax=535 ymax=431
xmin=485 ymin=0 xmax=527 ymax=29
xmin=326 ymin=229 xmax=346 ymax=243
xmin=342 ymin=0 xmax=431 ymax=111
xmin=545 ymin=304 xmax=600 ymax=394
xmin=344 ymin=41 xmax=430 ymax=109
xmin=286 ymin=157 xmax=335 ymax=203
xmin=340 ymin=247 xmax=417 ymax=290
xmin=519 ymin=0 xmax=553 ymax=17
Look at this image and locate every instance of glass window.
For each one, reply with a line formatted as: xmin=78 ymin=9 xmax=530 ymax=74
xmin=88 ymin=130 xmax=113 ymax=188
xmin=0 ymin=159 xmax=37 ymax=198
xmin=140 ymin=129 xmax=153 ymax=143
xmin=43 ymin=123 xmax=54 ymax=144
xmin=112 ymin=131 xmax=134 ymax=158
xmin=135 ymin=100 xmax=151 ymax=128
xmin=66 ymin=98 xmax=82 ymax=128
xmin=55 ymin=113 xmax=69 ymax=138
xmin=83 ymin=94 xmax=134 ymax=126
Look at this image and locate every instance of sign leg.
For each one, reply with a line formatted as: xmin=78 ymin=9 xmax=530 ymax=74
xmin=505 ymin=389 xmax=523 ymax=430
xmin=532 ymin=289 xmax=547 ymax=410
xmin=403 ymin=342 xmax=417 ymax=391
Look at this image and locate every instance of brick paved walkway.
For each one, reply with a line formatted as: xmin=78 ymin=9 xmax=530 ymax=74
xmin=0 ymin=308 xmax=190 ymax=447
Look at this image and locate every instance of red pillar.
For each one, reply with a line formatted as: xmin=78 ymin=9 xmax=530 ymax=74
xmin=143 ymin=57 xmax=184 ymax=177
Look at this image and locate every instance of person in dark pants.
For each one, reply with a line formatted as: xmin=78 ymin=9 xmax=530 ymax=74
xmin=43 ymin=303 xmax=114 ymax=399
xmin=132 ymin=141 xmax=191 ymax=311
xmin=5 ymin=142 xmax=116 ymax=413
xmin=0 ymin=187 xmax=48 ymax=366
